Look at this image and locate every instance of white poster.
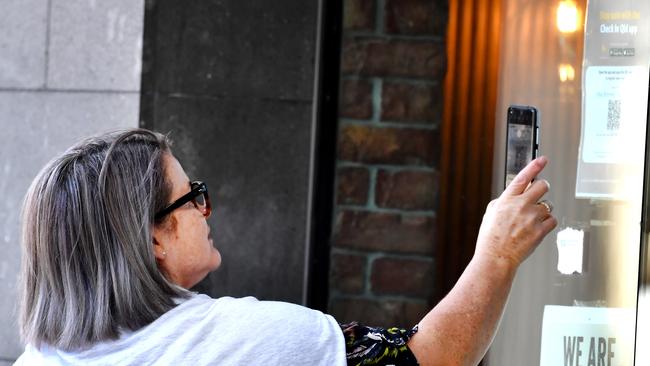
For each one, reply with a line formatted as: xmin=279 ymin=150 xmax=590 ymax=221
xmin=582 ymin=66 xmax=646 ymax=164
xmin=575 ymin=0 xmax=650 ymax=199
xmin=540 ymin=305 xmax=635 ymax=366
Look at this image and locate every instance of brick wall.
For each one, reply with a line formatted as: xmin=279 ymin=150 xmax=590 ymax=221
xmin=328 ymin=0 xmax=448 ymax=328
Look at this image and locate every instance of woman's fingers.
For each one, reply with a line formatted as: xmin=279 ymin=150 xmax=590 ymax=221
xmin=503 ymin=156 xmax=548 ymax=197
xmin=539 ymin=214 xmax=558 ymax=237
xmin=530 ymin=200 xmax=551 ymax=221
xmin=523 ymin=179 xmax=550 ymax=203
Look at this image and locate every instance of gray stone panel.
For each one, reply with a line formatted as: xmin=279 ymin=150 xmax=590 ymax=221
xmin=48 ymin=0 xmax=144 ymax=91
xmin=0 ymin=91 xmax=138 ymax=359
xmin=145 ymin=0 xmax=318 ymax=101
xmin=151 ymin=95 xmax=313 ymax=304
xmin=0 ymin=0 xmax=48 ymax=88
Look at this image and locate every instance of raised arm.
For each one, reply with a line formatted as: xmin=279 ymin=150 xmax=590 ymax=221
xmin=407 ymin=157 xmax=557 ymax=366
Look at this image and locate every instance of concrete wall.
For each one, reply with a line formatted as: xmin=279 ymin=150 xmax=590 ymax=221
xmin=1 ymin=0 xmax=322 ymax=360
xmin=0 ymin=0 xmax=143 ymax=361
xmin=140 ymin=0 xmax=321 ymax=304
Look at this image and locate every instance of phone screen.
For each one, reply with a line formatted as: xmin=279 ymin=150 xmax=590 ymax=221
xmin=505 ymin=106 xmax=538 ymax=187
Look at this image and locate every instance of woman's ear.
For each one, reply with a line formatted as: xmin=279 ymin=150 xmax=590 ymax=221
xmin=152 ymin=226 xmax=168 ymax=261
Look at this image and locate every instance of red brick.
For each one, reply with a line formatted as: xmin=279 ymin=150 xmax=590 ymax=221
xmin=385 ymin=0 xmax=447 ymax=35
xmin=337 ymin=124 xmax=439 ymax=166
xmin=334 ymin=210 xmax=435 ymax=255
xmin=344 ymin=0 xmax=375 ymax=31
xmin=330 ymin=253 xmax=367 ymax=294
xmin=381 ymin=82 xmax=442 ymax=123
xmin=376 ymin=170 xmax=438 ymax=210
xmin=336 ymin=167 xmax=370 ymax=205
xmin=371 ymin=257 xmax=434 ymax=297
xmin=340 ymin=79 xmax=373 ymax=120
xmin=341 ymin=38 xmax=445 ymax=79
xmin=329 ymin=298 xmax=429 ymax=328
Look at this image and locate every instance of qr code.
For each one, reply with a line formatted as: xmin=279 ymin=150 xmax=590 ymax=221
xmin=607 ymin=99 xmax=621 ymax=131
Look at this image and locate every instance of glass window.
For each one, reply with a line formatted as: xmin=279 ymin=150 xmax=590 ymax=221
xmin=487 ymin=0 xmax=649 ymax=364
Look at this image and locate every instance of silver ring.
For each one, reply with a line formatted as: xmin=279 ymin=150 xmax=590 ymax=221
xmin=538 ymin=200 xmax=553 ymax=213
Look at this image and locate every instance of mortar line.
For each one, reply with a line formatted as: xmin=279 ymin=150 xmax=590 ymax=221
xmin=44 ymin=0 xmax=53 ymax=88
xmin=375 ymin=0 xmax=385 ymax=35
xmin=0 ymin=87 xmax=140 ymax=94
xmin=336 ymin=162 xmax=437 ymax=173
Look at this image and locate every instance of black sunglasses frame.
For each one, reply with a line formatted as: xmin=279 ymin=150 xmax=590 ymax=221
xmin=155 ymin=181 xmax=211 ymax=220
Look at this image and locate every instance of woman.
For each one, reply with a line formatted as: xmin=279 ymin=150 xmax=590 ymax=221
xmin=15 ymin=129 xmax=556 ymax=365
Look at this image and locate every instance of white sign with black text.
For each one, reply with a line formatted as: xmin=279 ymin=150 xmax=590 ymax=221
xmin=540 ymin=305 xmax=635 ymax=366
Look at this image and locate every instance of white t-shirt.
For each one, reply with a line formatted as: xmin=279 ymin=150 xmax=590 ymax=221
xmin=14 ymin=294 xmax=347 ymax=366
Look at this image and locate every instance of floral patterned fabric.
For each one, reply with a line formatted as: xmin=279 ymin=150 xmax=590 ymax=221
xmin=340 ymin=322 xmax=420 ymax=366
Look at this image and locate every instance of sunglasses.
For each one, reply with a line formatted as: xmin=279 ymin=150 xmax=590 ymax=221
xmin=155 ymin=181 xmax=211 ymax=220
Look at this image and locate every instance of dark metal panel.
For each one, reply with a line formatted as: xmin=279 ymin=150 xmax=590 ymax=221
xmin=139 ymin=0 xmax=327 ymax=304
xmin=141 ymin=0 xmax=318 ymax=101
xmin=151 ymin=95 xmax=313 ymax=303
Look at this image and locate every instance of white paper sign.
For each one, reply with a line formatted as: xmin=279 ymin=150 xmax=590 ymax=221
xmin=582 ymin=66 xmax=647 ymax=164
xmin=556 ymin=227 xmax=584 ymax=275
xmin=540 ymin=305 xmax=635 ymax=366
xmin=574 ymin=0 xmax=650 ymax=199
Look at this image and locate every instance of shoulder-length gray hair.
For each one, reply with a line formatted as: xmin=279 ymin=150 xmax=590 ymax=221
xmin=19 ymin=128 xmax=189 ymax=351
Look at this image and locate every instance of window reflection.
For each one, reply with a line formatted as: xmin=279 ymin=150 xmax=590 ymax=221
xmin=487 ymin=0 xmax=649 ymax=364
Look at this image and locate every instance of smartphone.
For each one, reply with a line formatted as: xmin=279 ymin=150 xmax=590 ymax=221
xmin=504 ymin=105 xmax=539 ymax=188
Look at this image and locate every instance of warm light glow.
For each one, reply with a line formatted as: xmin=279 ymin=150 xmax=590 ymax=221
xmin=558 ymin=63 xmax=575 ymax=82
xmin=557 ymin=1 xmax=579 ymax=33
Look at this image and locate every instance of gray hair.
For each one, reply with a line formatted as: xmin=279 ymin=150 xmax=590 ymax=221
xmin=19 ymin=128 xmax=189 ymax=351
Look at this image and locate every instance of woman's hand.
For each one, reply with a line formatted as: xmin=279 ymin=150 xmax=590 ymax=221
xmin=475 ymin=156 xmax=558 ymax=269
xmin=408 ymin=157 xmax=557 ymax=366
